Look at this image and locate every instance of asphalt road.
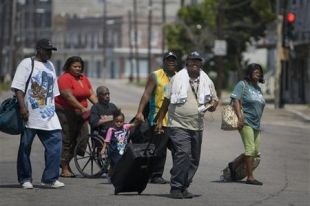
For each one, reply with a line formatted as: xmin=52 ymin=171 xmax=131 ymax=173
xmin=0 ymin=79 xmax=309 ymax=206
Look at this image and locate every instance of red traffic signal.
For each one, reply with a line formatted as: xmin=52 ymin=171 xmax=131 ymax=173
xmin=286 ymin=12 xmax=296 ymax=23
xmin=282 ymin=11 xmax=296 ymax=47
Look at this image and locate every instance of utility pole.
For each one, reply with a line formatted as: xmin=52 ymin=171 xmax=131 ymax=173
xmin=33 ymin=0 xmax=38 ymax=42
xmin=215 ymin=0 xmax=224 ymax=98
xmin=7 ymin=0 xmax=16 ymax=82
xmin=0 ymin=0 xmax=9 ymax=80
xmin=147 ymin=0 xmax=153 ymax=75
xmin=102 ymin=0 xmax=107 ymax=79
xmin=128 ymin=10 xmax=134 ymax=82
xmin=274 ymin=0 xmax=286 ymax=108
xmin=180 ymin=0 xmax=185 ymax=8
xmin=133 ymin=0 xmax=140 ymax=83
xmin=161 ymin=0 xmax=166 ymax=54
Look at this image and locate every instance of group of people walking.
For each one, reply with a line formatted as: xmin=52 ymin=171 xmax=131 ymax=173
xmin=10 ymin=38 xmax=265 ymax=199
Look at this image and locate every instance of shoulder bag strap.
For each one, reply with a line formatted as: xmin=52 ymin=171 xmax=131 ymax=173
xmin=240 ymin=80 xmax=246 ymax=104
xmin=189 ymin=79 xmax=199 ymax=103
xmin=24 ymin=57 xmax=34 ymax=94
xmin=229 ymin=80 xmax=246 ymax=105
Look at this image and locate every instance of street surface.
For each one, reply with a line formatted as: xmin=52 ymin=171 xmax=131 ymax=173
xmin=0 ymin=79 xmax=309 ymax=206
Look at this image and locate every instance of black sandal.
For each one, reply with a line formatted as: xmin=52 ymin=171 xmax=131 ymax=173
xmin=60 ymin=173 xmax=76 ymax=178
xmin=245 ymin=179 xmax=263 ymax=185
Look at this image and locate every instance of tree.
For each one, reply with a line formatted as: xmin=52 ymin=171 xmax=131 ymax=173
xmin=165 ymin=0 xmax=276 ymax=94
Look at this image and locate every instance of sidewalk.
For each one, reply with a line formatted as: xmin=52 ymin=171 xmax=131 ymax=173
xmin=284 ymin=104 xmax=310 ymax=122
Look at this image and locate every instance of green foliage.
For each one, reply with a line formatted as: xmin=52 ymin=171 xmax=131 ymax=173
xmin=165 ymin=0 xmax=218 ymax=58
xmin=201 ymin=0 xmax=217 ymax=28
xmin=165 ymin=24 xmax=188 ymax=54
xmin=178 ymin=6 xmax=204 ymax=25
xmin=165 ymin=0 xmax=276 ymax=90
xmin=252 ymin=0 xmax=275 ymax=22
xmin=0 ymin=82 xmax=10 ymax=92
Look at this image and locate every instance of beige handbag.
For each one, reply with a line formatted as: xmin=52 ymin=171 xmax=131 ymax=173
xmin=221 ymin=104 xmax=241 ymax=130
xmin=221 ymin=81 xmax=246 ymax=131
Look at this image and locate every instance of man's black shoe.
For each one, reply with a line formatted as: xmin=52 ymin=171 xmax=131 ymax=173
xmin=182 ymin=189 xmax=194 ymax=198
xmin=246 ymin=179 xmax=263 ymax=185
xmin=150 ymin=177 xmax=168 ymax=184
xmin=170 ymin=189 xmax=183 ymax=199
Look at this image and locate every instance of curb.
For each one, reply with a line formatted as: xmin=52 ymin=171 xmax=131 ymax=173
xmin=286 ymin=109 xmax=310 ymax=122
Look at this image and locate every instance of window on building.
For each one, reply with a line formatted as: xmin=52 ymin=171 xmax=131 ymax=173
xmin=56 ymin=60 xmax=62 ymax=76
xmin=84 ymin=61 xmax=88 ymax=76
xmin=91 ymin=34 xmax=95 ymax=49
xmin=96 ymin=61 xmax=101 ymax=77
xmin=77 ymin=33 xmax=81 ymax=48
xmin=130 ymin=30 xmax=141 ymax=46
xmin=73 ymin=33 xmax=78 ymax=47
xmin=98 ymin=31 xmax=103 ymax=48
xmin=87 ymin=34 xmax=92 ymax=49
xmin=151 ymin=30 xmax=159 ymax=47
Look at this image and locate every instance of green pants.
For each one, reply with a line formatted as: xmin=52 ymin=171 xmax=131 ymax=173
xmin=239 ymin=125 xmax=261 ymax=157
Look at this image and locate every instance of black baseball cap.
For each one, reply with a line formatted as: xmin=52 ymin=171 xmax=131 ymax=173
xmin=163 ymin=51 xmax=177 ymax=60
xmin=186 ymin=51 xmax=203 ymax=61
xmin=35 ymin=39 xmax=57 ymax=51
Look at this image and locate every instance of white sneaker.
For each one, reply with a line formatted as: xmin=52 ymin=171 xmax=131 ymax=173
xmin=21 ymin=181 xmax=34 ymax=189
xmin=106 ymin=176 xmax=112 ymax=184
xmin=41 ymin=180 xmax=65 ymax=188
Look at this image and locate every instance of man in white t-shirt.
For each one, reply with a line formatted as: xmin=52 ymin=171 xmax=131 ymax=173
xmin=11 ymin=39 xmax=64 ymax=189
xmin=155 ymin=51 xmax=219 ymax=199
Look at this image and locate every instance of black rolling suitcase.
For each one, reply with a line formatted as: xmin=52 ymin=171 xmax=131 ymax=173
xmin=111 ymin=128 xmax=158 ymax=195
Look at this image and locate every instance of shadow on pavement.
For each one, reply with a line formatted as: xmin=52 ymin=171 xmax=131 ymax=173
xmin=0 ymin=184 xmax=65 ymax=189
xmin=0 ymin=184 xmax=21 ymax=189
xmin=211 ymin=180 xmax=246 ymax=184
xmin=111 ymin=193 xmax=202 ymax=199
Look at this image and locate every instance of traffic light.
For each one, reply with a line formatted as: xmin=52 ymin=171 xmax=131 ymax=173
xmin=283 ymin=11 xmax=296 ymax=47
xmin=286 ymin=12 xmax=296 ymax=39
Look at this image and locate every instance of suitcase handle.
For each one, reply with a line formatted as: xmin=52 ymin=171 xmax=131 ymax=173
xmin=128 ymin=118 xmax=158 ymax=156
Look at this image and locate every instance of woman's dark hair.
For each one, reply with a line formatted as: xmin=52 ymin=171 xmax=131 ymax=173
xmin=244 ymin=63 xmax=265 ymax=83
xmin=113 ymin=109 xmax=124 ymax=120
xmin=63 ymin=56 xmax=84 ymax=72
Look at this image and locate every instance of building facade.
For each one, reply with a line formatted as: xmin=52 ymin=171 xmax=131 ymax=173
xmin=1 ymin=0 xmax=204 ymax=82
xmin=0 ymin=0 xmax=53 ymax=81
xmin=52 ymin=14 xmax=163 ymax=79
xmin=51 ymin=0 xmax=184 ymax=80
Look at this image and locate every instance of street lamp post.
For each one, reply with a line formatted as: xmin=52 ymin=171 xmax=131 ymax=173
xmin=128 ymin=10 xmax=134 ymax=82
xmin=7 ymin=0 xmax=16 ymax=82
xmin=274 ymin=0 xmax=286 ymax=108
xmin=147 ymin=0 xmax=153 ymax=75
xmin=133 ymin=0 xmax=140 ymax=83
xmin=161 ymin=0 xmax=166 ymax=54
xmin=215 ymin=0 xmax=224 ymax=98
xmin=102 ymin=0 xmax=107 ymax=79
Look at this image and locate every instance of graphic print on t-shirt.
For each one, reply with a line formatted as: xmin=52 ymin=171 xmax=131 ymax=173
xmin=28 ymin=70 xmax=55 ymax=119
xmin=249 ymin=87 xmax=265 ymax=104
xmin=113 ymin=129 xmax=129 ymax=155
